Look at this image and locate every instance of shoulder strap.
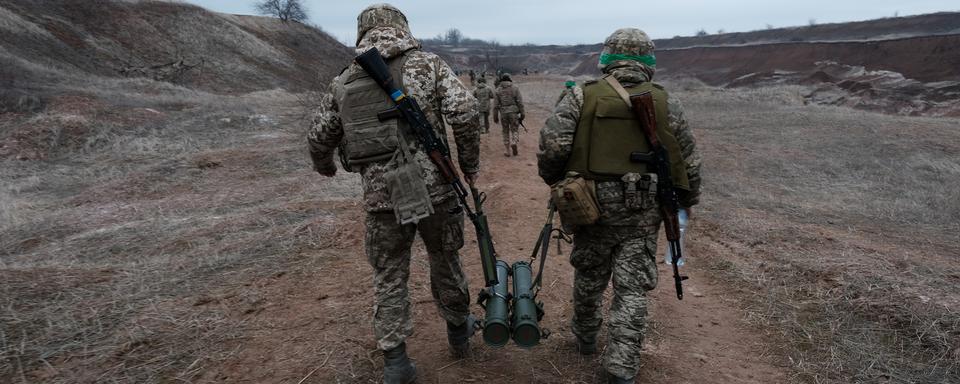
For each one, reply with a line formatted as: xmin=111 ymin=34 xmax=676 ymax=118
xmin=603 ymin=75 xmax=632 ymax=108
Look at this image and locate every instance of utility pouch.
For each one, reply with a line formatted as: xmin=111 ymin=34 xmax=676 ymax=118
xmin=384 ymin=132 xmax=434 ymax=225
xmin=622 ymin=173 xmax=643 ymax=210
xmin=622 ymin=172 xmax=658 ymax=211
xmin=551 ymin=173 xmax=600 ymax=226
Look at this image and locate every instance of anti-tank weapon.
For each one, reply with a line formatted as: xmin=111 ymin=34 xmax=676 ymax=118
xmin=356 ymin=48 xmax=550 ymax=348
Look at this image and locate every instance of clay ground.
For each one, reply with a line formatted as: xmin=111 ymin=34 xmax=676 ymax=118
xmin=3 ymin=76 xmax=958 ymax=384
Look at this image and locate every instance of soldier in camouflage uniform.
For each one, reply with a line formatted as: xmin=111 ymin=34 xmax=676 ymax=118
xmin=537 ymin=28 xmax=702 ymax=384
xmin=473 ymin=77 xmax=494 ymax=134
xmin=493 ymin=73 xmax=525 ymax=157
xmin=307 ymin=4 xmax=481 ymax=384
xmin=556 ymin=77 xmax=583 ymax=107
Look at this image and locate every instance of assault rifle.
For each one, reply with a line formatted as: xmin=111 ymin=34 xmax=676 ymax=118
xmin=630 ymin=91 xmax=690 ymax=300
xmin=355 ymin=47 xmax=500 ymax=288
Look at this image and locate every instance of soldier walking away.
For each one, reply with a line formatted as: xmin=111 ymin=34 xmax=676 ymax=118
xmin=493 ymin=73 xmax=525 ymax=157
xmin=537 ymin=28 xmax=702 ymax=384
xmin=556 ymin=77 xmax=583 ymax=107
xmin=307 ymin=4 xmax=481 ymax=384
xmin=473 ymin=77 xmax=494 ymax=134
xmin=469 ymin=69 xmax=476 ymax=85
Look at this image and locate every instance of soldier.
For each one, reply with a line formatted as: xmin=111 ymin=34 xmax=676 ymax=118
xmin=493 ymin=73 xmax=525 ymax=157
xmin=537 ymin=28 xmax=702 ymax=384
xmin=473 ymin=77 xmax=494 ymax=134
xmin=468 ymin=69 xmax=476 ymax=85
xmin=307 ymin=4 xmax=481 ymax=384
xmin=556 ymin=77 xmax=583 ymax=107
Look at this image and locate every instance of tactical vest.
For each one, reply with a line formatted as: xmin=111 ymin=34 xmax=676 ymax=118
xmin=565 ymin=78 xmax=690 ymax=190
xmin=339 ymin=54 xmax=410 ymax=171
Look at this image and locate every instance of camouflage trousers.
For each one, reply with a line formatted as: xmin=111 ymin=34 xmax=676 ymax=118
xmin=500 ymin=112 xmax=520 ymax=146
xmin=570 ymin=223 xmax=660 ymax=379
xmin=479 ymin=111 xmax=490 ymax=134
xmin=365 ymin=199 xmax=471 ymax=351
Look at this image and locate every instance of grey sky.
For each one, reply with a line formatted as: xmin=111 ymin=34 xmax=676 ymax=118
xmin=184 ymin=0 xmax=958 ymax=45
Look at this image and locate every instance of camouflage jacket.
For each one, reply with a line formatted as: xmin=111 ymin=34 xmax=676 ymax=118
xmin=555 ymin=86 xmax=584 ymax=107
xmin=473 ymin=84 xmax=494 ymax=111
xmin=307 ymin=26 xmax=480 ymax=212
xmin=537 ymin=63 xmax=702 ymax=227
xmin=494 ymin=81 xmax=524 ymax=117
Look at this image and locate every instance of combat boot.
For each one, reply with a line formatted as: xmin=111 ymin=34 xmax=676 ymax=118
xmin=447 ymin=314 xmax=477 ymax=359
xmin=383 ymin=343 xmax=417 ymax=384
xmin=511 ymin=144 xmax=518 ymax=156
xmin=504 ymin=144 xmax=512 ymax=157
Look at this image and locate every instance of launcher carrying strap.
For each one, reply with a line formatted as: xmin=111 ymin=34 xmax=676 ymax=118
xmin=529 ymin=202 xmax=571 ymax=295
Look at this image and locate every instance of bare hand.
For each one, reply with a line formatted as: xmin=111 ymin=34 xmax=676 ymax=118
xmin=465 ymin=172 xmax=479 ymax=188
xmin=683 ymin=207 xmax=693 ymax=219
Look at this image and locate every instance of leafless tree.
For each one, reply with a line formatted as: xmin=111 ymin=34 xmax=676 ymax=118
xmin=254 ymin=0 xmax=308 ymax=23
xmin=445 ymin=28 xmax=463 ymax=46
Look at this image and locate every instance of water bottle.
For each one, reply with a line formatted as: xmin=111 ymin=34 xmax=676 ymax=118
xmin=664 ymin=208 xmax=688 ymax=266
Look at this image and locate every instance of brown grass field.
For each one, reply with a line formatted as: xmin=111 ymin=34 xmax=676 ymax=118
xmin=2 ymin=70 xmax=959 ymax=384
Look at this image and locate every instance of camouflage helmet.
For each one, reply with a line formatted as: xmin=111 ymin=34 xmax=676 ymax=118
xmin=500 ymin=73 xmax=512 ymax=82
xmin=356 ymin=4 xmax=411 ymax=45
xmin=598 ymin=28 xmax=657 ymax=72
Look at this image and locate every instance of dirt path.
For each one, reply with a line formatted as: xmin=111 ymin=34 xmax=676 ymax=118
xmin=203 ymin=81 xmax=791 ymax=384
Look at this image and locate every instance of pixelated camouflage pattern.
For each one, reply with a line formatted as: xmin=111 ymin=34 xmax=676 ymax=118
xmin=555 ymin=85 xmax=583 ymax=107
xmin=500 ymin=113 xmax=520 ymax=147
xmin=569 ymin=224 xmax=659 ymax=379
xmin=474 ymin=83 xmax=494 ymax=133
xmin=494 ymin=80 xmax=524 ymax=147
xmin=365 ymin=199 xmax=471 ymax=351
xmin=599 ymin=28 xmax=656 ymax=81
xmin=536 ymin=31 xmax=703 ymax=378
xmin=473 ymin=83 xmax=494 ymax=111
xmin=308 ymin=16 xmax=481 ymax=212
xmin=538 ymin=68 xmax=701 ymax=208
xmin=356 ymin=4 xmax=411 ymax=46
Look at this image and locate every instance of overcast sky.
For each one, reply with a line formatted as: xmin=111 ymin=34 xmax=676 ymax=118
xmin=183 ymin=0 xmax=958 ymax=45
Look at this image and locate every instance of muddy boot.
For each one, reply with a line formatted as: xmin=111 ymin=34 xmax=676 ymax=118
xmin=504 ymin=144 xmax=512 ymax=157
xmin=447 ymin=314 xmax=477 ymax=359
xmin=511 ymin=144 xmax=518 ymax=156
xmin=383 ymin=343 xmax=417 ymax=384
xmin=607 ymin=373 xmax=635 ymax=384
xmin=576 ymin=336 xmax=597 ymax=356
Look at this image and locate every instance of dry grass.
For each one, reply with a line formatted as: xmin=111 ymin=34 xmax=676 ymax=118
xmin=0 ymin=67 xmax=362 ymax=381
xmin=666 ymin=78 xmax=960 ymax=383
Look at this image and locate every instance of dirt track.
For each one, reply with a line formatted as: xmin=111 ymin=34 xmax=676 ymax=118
xmin=199 ymin=79 xmax=790 ymax=383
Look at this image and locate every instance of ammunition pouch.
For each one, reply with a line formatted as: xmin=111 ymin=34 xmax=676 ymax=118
xmin=622 ymin=172 xmax=657 ymax=211
xmin=551 ymin=173 xmax=600 ymax=226
xmin=384 ymin=132 xmax=434 ymax=225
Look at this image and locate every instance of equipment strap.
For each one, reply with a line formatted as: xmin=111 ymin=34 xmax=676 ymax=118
xmin=604 ymin=75 xmax=633 ymax=109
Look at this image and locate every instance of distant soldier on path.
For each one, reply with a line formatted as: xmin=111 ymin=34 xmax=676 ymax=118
xmin=493 ymin=73 xmax=525 ymax=157
xmin=473 ymin=77 xmax=494 ymax=134
xmin=537 ymin=28 xmax=703 ymax=384
xmin=556 ymin=77 xmax=583 ymax=107
xmin=307 ymin=4 xmax=481 ymax=384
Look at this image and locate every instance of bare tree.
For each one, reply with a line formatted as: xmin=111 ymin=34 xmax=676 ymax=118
xmin=445 ymin=28 xmax=463 ymax=46
xmin=254 ymin=0 xmax=308 ymax=23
